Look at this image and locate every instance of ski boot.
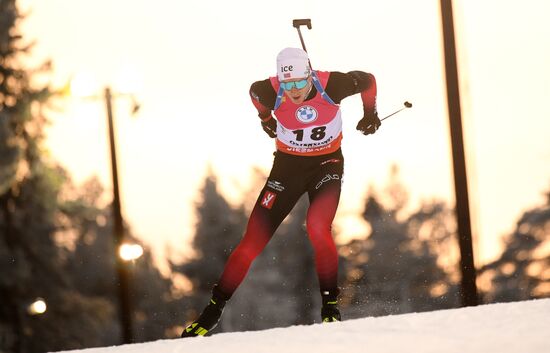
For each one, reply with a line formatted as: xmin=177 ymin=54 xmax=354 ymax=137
xmin=321 ymin=288 xmax=341 ymax=323
xmin=181 ymin=285 xmax=229 ymax=337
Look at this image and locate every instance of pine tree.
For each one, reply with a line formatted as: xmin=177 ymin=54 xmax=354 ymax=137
xmin=340 ymin=166 xmax=457 ymax=318
xmin=479 ymin=187 xmax=550 ymax=302
xmin=0 ymin=3 xmax=112 ymax=351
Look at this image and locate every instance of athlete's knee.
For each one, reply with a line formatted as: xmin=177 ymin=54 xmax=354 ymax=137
xmin=306 ymin=217 xmax=332 ymax=238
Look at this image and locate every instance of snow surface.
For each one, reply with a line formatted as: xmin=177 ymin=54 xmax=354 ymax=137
xmin=55 ymin=299 xmax=550 ymax=353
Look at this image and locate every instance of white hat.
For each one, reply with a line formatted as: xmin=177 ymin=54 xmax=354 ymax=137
xmin=276 ymin=47 xmax=311 ymax=81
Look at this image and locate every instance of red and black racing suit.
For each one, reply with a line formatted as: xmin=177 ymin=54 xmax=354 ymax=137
xmin=216 ymin=70 xmax=377 ymax=297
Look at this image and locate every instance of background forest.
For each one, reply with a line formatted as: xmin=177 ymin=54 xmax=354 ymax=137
xmin=1 ymin=2 xmax=549 ymax=352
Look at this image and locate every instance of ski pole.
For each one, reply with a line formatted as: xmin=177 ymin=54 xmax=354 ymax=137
xmin=292 ymin=19 xmax=313 ymax=68
xmin=380 ymin=101 xmax=413 ymax=122
xmin=292 ymin=19 xmax=312 ymax=52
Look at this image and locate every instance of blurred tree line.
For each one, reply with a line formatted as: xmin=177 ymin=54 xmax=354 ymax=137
xmin=1 ymin=1 xmax=549 ymax=352
xmin=0 ymin=2 xmax=187 ymax=352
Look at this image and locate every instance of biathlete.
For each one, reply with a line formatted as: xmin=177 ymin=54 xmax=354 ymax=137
xmin=182 ymin=47 xmax=381 ymax=337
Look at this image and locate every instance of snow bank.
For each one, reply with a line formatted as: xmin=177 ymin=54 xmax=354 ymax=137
xmin=55 ymin=298 xmax=550 ymax=353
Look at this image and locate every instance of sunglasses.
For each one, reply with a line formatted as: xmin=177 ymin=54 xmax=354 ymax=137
xmin=281 ymin=78 xmax=309 ymax=91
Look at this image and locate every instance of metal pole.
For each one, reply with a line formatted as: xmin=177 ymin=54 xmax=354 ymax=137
xmin=440 ymin=0 xmax=478 ymax=306
xmin=380 ymin=101 xmax=413 ymax=122
xmin=105 ymin=87 xmax=134 ymax=342
xmin=292 ymin=19 xmax=313 ymax=68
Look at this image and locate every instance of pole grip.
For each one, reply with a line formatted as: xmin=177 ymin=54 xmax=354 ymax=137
xmin=293 ymin=19 xmax=312 ymax=29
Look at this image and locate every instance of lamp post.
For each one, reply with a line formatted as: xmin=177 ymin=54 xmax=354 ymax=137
xmin=65 ymin=73 xmax=142 ymax=343
xmin=440 ymin=0 xmax=478 ymax=306
xmin=104 ymin=86 xmax=134 ymax=343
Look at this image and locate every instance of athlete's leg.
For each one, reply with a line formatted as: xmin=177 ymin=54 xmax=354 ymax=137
xmin=217 ymin=155 xmax=305 ymax=297
xmin=182 ymin=154 xmax=305 ymax=337
xmin=306 ymin=179 xmax=341 ymax=293
xmin=306 ymin=158 xmax=343 ymax=294
xmin=306 ymin=157 xmax=344 ymax=323
xmin=217 ymin=201 xmax=288 ymax=296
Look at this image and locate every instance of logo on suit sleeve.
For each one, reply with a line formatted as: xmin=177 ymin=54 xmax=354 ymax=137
xmin=261 ymin=191 xmax=277 ymax=209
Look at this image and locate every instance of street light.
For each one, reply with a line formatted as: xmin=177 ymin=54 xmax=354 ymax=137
xmin=104 ymin=86 xmax=140 ymax=344
xmin=69 ymin=76 xmax=141 ymax=343
xmin=119 ymin=243 xmax=144 ymax=262
xmin=27 ymin=298 xmax=47 ymax=316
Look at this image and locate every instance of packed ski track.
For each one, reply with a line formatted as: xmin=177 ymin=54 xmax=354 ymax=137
xmin=55 ymin=298 xmax=550 ymax=353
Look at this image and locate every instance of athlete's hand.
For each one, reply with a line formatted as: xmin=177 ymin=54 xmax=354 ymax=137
xmin=261 ymin=116 xmax=277 ymax=138
xmin=356 ymin=113 xmax=381 ymax=135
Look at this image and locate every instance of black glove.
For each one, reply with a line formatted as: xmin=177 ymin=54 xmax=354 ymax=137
xmin=356 ymin=112 xmax=381 ymax=135
xmin=261 ymin=116 xmax=277 ymax=138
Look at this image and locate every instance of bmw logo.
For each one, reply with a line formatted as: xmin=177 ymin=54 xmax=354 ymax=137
xmin=295 ymin=105 xmax=318 ymax=123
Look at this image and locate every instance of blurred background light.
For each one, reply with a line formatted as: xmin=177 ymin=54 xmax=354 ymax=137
xmin=119 ymin=243 xmax=144 ymax=261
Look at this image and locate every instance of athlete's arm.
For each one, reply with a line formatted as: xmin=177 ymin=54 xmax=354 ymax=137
xmin=249 ymin=79 xmax=278 ymax=137
xmin=325 ymin=71 xmax=377 ymax=116
xmin=325 ymin=71 xmax=380 ymax=135
xmin=249 ymin=80 xmax=277 ymax=120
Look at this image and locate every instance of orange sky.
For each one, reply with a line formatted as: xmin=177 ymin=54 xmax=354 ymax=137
xmin=18 ymin=0 xmax=550 ymax=267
